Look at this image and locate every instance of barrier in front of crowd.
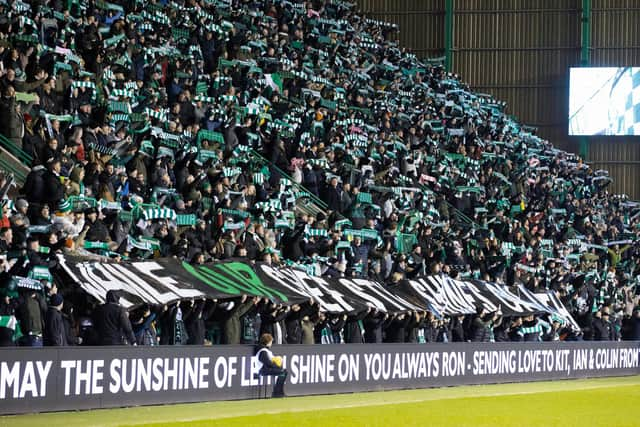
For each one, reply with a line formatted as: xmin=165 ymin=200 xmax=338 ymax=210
xmin=1 ymin=341 xmax=638 ymax=415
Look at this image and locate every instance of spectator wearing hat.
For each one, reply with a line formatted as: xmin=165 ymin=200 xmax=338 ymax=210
xmin=15 ymin=198 xmax=29 ymax=218
xmin=52 ymin=199 xmax=83 ymax=239
xmin=44 ymin=294 xmax=67 ymax=346
xmin=31 ymin=204 xmax=52 ymax=227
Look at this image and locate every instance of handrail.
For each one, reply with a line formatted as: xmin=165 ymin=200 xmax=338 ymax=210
xmin=0 ymin=132 xmax=33 ymax=167
xmin=249 ymin=149 xmax=329 ymax=211
xmin=417 ymin=182 xmax=481 ymax=229
xmin=0 ymin=157 xmax=26 ymax=184
xmin=444 ymin=199 xmax=483 ymax=229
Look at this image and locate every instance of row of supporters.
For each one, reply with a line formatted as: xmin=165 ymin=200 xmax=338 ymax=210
xmin=3 ymin=289 xmax=638 ymax=347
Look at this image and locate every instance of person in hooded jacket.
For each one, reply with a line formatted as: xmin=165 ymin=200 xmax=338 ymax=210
xmin=131 ymin=304 xmax=160 ymax=346
xmin=222 ymin=295 xmax=258 ymax=344
xmin=92 ymin=290 xmax=136 ymax=345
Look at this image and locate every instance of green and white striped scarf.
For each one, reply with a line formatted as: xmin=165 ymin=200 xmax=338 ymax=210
xmin=254 ymin=199 xmax=282 ymax=211
xmin=306 ymin=228 xmax=328 ymax=238
xmin=223 ymin=167 xmax=241 ymax=177
xmin=253 ymin=172 xmax=265 ymax=185
xmin=143 ymin=208 xmax=177 ymax=221
xmin=145 ymin=108 xmax=168 ymax=122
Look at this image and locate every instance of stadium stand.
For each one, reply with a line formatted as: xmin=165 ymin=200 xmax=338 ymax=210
xmin=0 ymin=0 xmax=638 ymax=347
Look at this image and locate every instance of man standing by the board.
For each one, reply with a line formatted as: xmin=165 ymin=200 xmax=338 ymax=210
xmin=93 ymin=290 xmax=136 ymax=345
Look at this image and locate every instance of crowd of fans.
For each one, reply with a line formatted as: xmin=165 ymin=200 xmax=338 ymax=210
xmin=0 ymin=0 xmax=639 ymax=347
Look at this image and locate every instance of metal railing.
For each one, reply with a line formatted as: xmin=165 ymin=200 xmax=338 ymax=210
xmin=0 ymin=133 xmax=31 ymax=186
xmin=0 ymin=132 xmax=33 ymax=167
xmin=249 ymin=149 xmax=329 ymax=216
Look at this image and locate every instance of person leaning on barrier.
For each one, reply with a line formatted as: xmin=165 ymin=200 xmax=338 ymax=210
xmin=255 ymin=333 xmax=288 ymax=398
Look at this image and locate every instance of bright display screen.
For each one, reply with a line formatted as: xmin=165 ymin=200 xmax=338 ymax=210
xmin=569 ymin=67 xmax=640 ymax=136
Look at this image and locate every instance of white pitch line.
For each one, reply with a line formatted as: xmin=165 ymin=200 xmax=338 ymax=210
xmin=114 ymin=378 xmax=640 ymax=426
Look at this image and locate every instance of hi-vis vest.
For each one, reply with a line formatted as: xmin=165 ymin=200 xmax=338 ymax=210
xmin=255 ymin=347 xmax=274 ymax=371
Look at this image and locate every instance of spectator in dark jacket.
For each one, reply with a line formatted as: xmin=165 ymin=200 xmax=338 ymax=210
xmin=84 ymin=207 xmax=110 ymax=243
xmin=344 ymin=307 xmax=371 ymax=343
xmin=16 ymin=289 xmax=46 ymax=346
xmin=449 ymin=315 xmax=466 ymax=342
xmin=322 ymin=176 xmax=342 ymax=212
xmin=159 ymin=302 xmax=189 ymax=345
xmin=44 ymin=294 xmax=67 ymax=346
xmin=222 ymin=295 xmax=257 ymax=344
xmin=385 ymin=312 xmax=410 ymax=343
xmin=285 ymin=304 xmax=304 ymax=344
xmin=471 ymin=308 xmax=499 ymax=342
xmin=315 ymin=312 xmax=346 ymax=344
xmin=184 ymin=298 xmax=217 ymax=345
xmin=22 ymin=165 xmax=47 ymax=205
xmin=42 ymin=157 xmax=65 ymax=210
xmin=363 ymin=309 xmax=389 ymax=343
xmin=592 ymin=310 xmax=616 ymax=341
xmin=93 ymin=290 xmax=136 ymax=345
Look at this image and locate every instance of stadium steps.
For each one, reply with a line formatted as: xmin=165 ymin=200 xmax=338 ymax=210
xmin=0 ymin=133 xmax=31 ymax=188
xmin=248 ymin=150 xmax=330 ymax=219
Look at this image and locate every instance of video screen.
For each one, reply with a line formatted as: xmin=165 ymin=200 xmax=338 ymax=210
xmin=568 ymin=67 xmax=640 ymax=136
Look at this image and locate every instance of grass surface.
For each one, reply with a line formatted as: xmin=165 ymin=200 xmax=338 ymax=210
xmin=2 ymin=376 xmax=638 ymax=427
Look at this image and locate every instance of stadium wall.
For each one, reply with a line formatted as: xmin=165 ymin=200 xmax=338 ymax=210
xmin=0 ymin=342 xmax=638 ymax=415
xmin=358 ymin=0 xmax=640 ymax=199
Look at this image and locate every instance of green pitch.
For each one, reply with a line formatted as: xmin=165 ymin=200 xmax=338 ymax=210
xmin=2 ymin=376 xmax=638 ymax=427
